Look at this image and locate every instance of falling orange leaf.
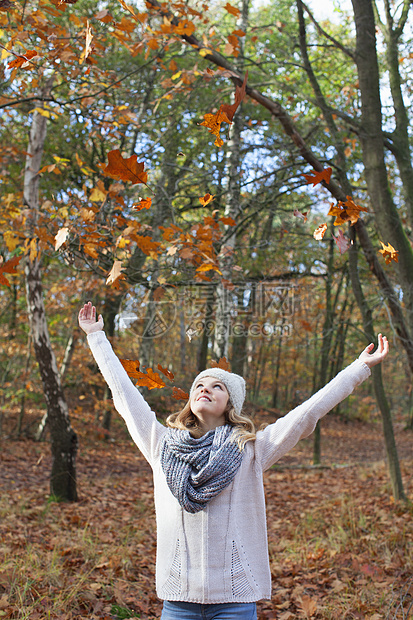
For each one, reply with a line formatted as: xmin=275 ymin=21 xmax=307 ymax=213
xmin=133 ymin=197 xmax=152 ymax=211
xmin=303 ymin=167 xmax=332 ymax=186
xmin=172 ymin=386 xmax=189 ymax=400
xmin=0 ymin=255 xmax=22 ymax=287
xmin=8 ymin=50 xmax=39 ymax=70
xmin=313 ymin=223 xmax=328 ymax=240
xmin=120 ymin=360 xmax=166 ymax=390
xmin=103 ymin=149 xmax=148 ymax=186
xmin=220 ymin=216 xmax=236 ymax=226
xmin=134 ymin=235 xmax=161 ymax=256
xmin=328 ymin=196 xmax=368 ymax=226
xmin=378 ymin=241 xmax=399 ymax=264
xmin=199 ymin=193 xmax=215 ymax=206
xmin=200 ymin=109 xmax=231 ymax=147
xmin=200 ymin=72 xmax=248 ymax=146
xmin=173 ymin=19 xmax=195 ymax=36
xmin=120 ymin=358 xmax=141 ymax=378
xmin=210 ymin=357 xmax=231 ymax=371
xmin=157 ymin=364 xmax=174 ymax=381
xmin=196 ymin=262 xmax=222 ymax=274
xmin=224 ymin=2 xmax=240 ymax=16
xmin=220 ymin=71 xmax=248 ymax=122
xmin=136 ymin=368 xmax=166 ymax=390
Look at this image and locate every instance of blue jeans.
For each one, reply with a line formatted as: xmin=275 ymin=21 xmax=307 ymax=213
xmin=161 ymin=601 xmax=257 ymax=620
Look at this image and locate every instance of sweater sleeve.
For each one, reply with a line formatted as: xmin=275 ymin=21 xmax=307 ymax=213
xmin=86 ymin=331 xmax=166 ymax=465
xmin=255 ymin=359 xmax=371 ymax=471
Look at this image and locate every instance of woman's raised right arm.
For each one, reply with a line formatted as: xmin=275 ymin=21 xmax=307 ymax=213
xmin=79 ymin=303 xmax=165 ymax=463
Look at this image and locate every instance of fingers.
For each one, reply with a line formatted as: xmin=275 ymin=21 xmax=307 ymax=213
xmin=78 ymin=301 xmax=96 ymax=321
xmin=378 ymin=334 xmax=389 ymax=358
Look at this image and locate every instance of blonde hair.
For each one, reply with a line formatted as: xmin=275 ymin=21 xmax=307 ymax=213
xmin=166 ymin=401 xmax=256 ymax=450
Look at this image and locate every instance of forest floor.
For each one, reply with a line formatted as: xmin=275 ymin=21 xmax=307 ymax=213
xmin=0 ymin=403 xmax=412 ymax=620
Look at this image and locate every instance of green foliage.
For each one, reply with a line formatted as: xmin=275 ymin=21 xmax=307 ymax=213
xmin=111 ymin=604 xmax=141 ymax=619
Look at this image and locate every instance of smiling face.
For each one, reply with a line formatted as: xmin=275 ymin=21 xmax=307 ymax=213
xmin=190 ymin=375 xmax=230 ymax=433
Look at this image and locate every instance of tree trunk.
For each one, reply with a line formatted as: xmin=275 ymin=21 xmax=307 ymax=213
xmin=60 ymin=331 xmax=78 ymax=381
xmin=348 ymin=229 xmax=405 ymax=501
xmin=213 ymin=0 xmax=249 ymax=361
xmin=271 ymin=320 xmax=285 ymax=409
xmin=231 ymin=285 xmax=249 ymax=377
xmin=351 ymin=0 xmax=413 ymax=330
xmin=313 ymin=233 xmax=336 ymax=465
xmin=376 ymin=0 xmax=413 ymax=228
xmin=24 ymin=93 xmax=78 ymax=502
xmin=197 ymin=284 xmax=215 ymax=372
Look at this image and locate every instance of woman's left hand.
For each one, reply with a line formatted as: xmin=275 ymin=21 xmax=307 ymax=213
xmin=358 ymin=333 xmax=389 ymax=368
xmin=78 ymin=302 xmax=104 ymax=335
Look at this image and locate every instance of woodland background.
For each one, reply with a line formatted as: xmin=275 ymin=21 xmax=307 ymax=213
xmin=0 ymin=0 xmax=412 ymax=617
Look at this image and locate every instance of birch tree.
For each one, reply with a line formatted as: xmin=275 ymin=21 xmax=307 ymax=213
xmin=24 ymin=88 xmax=78 ymax=502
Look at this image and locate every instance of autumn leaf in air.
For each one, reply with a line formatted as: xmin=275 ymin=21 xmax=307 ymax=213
xmin=120 ymin=359 xmax=140 ymax=378
xmin=106 ymin=260 xmax=124 ymax=285
xmin=220 ymin=216 xmax=236 ymax=226
xmin=133 ymin=197 xmax=152 ymax=211
xmin=136 ymin=368 xmax=166 ymax=390
xmin=210 ymin=357 xmax=231 ymax=371
xmin=328 ymin=196 xmax=368 ymax=226
xmin=313 ymin=223 xmax=327 ymax=240
xmin=200 ymin=72 xmax=248 ymax=147
xmin=120 ymin=359 xmax=166 ymax=390
xmin=172 ymin=386 xmax=189 ymax=400
xmin=0 ymin=255 xmax=22 ymax=287
xmin=224 ymin=2 xmax=241 ymax=16
xmin=157 ymin=364 xmax=174 ymax=381
xmin=335 ymin=229 xmax=350 ymax=254
xmin=378 ymin=241 xmax=399 ymax=264
xmin=303 ymin=167 xmax=332 ymax=187
xmin=173 ymin=20 xmax=196 ymax=36
xmin=220 ymin=71 xmax=248 ymax=123
xmin=200 ymin=109 xmax=231 ymax=147
xmin=55 ymin=227 xmax=69 ymax=251
xmin=293 ymin=209 xmax=308 ymax=222
xmin=199 ymin=193 xmax=215 ymax=206
xmin=95 ymin=9 xmax=113 ymax=22
xmin=196 ymin=262 xmax=222 ymax=275
xmin=8 ymin=50 xmax=39 ymax=70
xmin=103 ymin=149 xmax=148 ymax=186
xmin=79 ymin=20 xmax=93 ymax=64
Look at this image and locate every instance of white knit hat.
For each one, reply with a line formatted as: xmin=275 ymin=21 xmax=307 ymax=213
xmin=189 ymin=368 xmax=246 ymax=415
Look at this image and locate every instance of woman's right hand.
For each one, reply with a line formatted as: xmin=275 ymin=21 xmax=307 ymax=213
xmin=78 ymin=302 xmax=104 ymax=335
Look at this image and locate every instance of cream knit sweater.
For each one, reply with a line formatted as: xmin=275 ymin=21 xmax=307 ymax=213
xmin=87 ymin=331 xmax=371 ymax=603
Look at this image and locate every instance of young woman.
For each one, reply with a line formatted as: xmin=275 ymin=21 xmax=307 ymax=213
xmin=78 ymin=301 xmax=389 ymax=620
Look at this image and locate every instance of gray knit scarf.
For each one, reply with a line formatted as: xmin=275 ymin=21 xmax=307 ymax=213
xmin=160 ymin=424 xmax=243 ymax=514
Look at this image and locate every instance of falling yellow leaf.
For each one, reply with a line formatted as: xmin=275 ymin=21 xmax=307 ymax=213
xmin=199 ymin=193 xmax=215 ymax=206
xmin=378 ymin=241 xmax=399 ymax=264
